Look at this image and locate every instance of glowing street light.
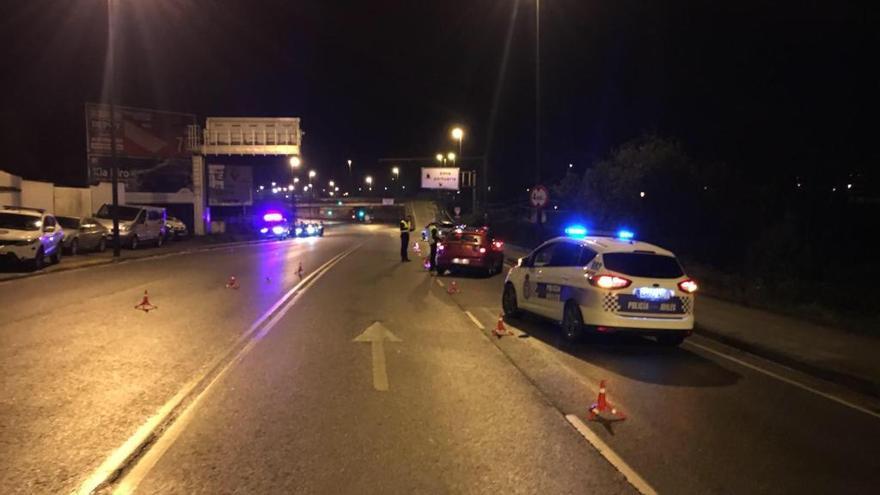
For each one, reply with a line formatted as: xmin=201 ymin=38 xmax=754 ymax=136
xmin=436 ymin=153 xmax=444 ymax=162
xmin=289 ymin=156 xmax=302 ymax=168
xmin=309 ymin=170 xmax=317 ymax=179
xmin=365 ymin=175 xmax=373 ymax=185
xmin=451 ymin=127 xmax=464 ymax=155
xmin=293 ymin=177 xmax=300 ymax=183
xmin=329 ymin=180 xmax=335 ymax=187
xmin=447 ymin=152 xmax=456 ymax=164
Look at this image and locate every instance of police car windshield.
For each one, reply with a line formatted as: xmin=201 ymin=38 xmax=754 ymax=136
xmin=603 ymin=252 xmax=684 ymax=279
xmin=0 ymin=213 xmax=41 ymax=231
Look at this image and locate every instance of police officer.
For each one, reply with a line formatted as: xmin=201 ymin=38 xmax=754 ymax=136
xmin=428 ymin=222 xmax=441 ymax=273
xmin=399 ymin=215 xmax=414 ymax=262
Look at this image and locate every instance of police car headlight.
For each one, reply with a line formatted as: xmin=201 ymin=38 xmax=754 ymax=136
xmin=306 ymin=225 xmax=315 ymax=234
xmin=260 ymin=227 xmax=269 ymax=234
xmin=295 ymin=227 xmax=303 ymax=235
xmin=272 ymin=226 xmax=285 ymax=235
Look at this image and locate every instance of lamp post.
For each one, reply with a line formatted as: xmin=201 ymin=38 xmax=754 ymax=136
xmin=107 ymin=0 xmax=121 ymax=257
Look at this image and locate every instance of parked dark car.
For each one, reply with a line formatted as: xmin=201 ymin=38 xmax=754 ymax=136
xmin=56 ymin=216 xmax=109 ymax=255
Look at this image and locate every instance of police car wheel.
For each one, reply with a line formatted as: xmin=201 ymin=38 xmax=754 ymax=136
xmin=31 ymin=248 xmax=45 ymax=271
xmin=502 ymin=283 xmax=520 ymax=317
xmin=657 ymin=334 xmax=685 ymax=347
xmin=561 ymin=301 xmax=584 ymax=341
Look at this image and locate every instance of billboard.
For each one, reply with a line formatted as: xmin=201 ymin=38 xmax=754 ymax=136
xmin=421 ymin=167 xmax=460 ymax=190
xmin=85 ymin=103 xmax=196 ymax=159
xmin=207 ymin=164 xmax=253 ymax=206
xmin=88 ymin=155 xmax=193 ymax=193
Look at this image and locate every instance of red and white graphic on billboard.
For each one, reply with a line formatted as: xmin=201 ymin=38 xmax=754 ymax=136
xmin=85 ymin=103 xmax=196 ymax=159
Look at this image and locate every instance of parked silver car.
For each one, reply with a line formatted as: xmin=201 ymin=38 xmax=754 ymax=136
xmin=57 ymin=216 xmax=109 ymax=255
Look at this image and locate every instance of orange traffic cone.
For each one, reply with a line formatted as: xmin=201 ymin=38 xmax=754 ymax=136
xmin=423 ymin=257 xmax=431 ymax=270
xmin=446 ymin=280 xmax=460 ymax=294
xmin=134 ymin=290 xmax=158 ymax=313
xmin=297 ymin=262 xmax=304 ymax=277
xmin=412 ymin=242 xmax=421 ymax=254
xmin=493 ymin=313 xmax=513 ymax=337
xmin=588 ymin=380 xmax=626 ymax=421
xmin=225 ymin=275 xmax=240 ymax=289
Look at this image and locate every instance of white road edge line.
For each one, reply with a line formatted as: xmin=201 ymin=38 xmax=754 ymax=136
xmin=565 ymin=414 xmax=658 ymax=495
xmin=76 ymin=244 xmax=361 ymax=495
xmin=464 ymin=310 xmax=485 ymax=330
xmin=685 ymin=341 xmax=880 ymax=420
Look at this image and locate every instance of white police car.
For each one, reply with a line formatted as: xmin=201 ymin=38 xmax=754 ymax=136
xmin=502 ymin=227 xmax=697 ymax=346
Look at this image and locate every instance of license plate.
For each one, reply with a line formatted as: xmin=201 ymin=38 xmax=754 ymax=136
xmin=452 ymin=258 xmax=470 ymax=265
xmin=634 ymin=287 xmax=673 ymax=301
xmin=617 ymin=294 xmax=682 ymax=314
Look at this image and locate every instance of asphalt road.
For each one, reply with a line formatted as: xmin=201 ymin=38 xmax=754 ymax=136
xmin=1 ymin=216 xmax=879 ymax=494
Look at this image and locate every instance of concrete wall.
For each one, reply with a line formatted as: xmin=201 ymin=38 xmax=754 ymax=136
xmin=54 ymin=187 xmax=92 ymax=217
xmin=21 ymin=180 xmax=54 ymax=211
xmin=0 ymin=170 xmax=22 ymax=206
xmin=89 ymin=182 xmax=125 ymax=215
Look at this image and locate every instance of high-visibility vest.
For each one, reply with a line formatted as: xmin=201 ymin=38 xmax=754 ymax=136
xmin=400 ymin=220 xmax=410 ymax=232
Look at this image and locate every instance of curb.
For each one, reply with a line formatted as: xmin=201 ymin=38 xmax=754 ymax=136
xmin=694 ymin=324 xmax=880 ymax=399
xmin=0 ymin=238 xmax=275 ymax=284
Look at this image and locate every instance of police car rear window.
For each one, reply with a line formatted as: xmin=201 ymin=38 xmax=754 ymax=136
xmin=602 ymin=253 xmax=683 ymax=278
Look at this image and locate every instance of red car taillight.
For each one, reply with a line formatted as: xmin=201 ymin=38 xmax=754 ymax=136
xmin=589 ymin=274 xmax=632 ymax=290
xmin=491 ymin=240 xmax=504 ymax=251
xmin=437 ymin=243 xmax=444 ymax=251
xmin=678 ymin=279 xmax=698 ymax=294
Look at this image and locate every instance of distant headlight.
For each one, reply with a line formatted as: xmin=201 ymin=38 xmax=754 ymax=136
xmin=306 ymin=225 xmax=315 ymax=234
xmin=260 ymin=227 xmax=269 ymax=234
xmin=295 ymin=227 xmax=303 ymax=235
xmin=272 ymin=226 xmax=285 ymax=235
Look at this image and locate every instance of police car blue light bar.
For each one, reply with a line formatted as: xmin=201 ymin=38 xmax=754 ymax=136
xmin=564 ymin=225 xmax=588 ymax=237
xmin=617 ymin=229 xmax=635 ymax=240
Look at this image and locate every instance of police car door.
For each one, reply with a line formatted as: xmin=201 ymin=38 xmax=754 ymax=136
xmin=535 ymin=241 xmax=583 ymax=321
xmin=519 ymin=242 xmax=556 ymax=317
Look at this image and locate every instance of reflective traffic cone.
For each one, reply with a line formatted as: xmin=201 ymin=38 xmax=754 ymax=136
xmin=588 ymin=380 xmax=626 ymax=421
xmin=493 ymin=313 xmax=513 ymax=337
xmin=423 ymin=257 xmax=431 ymax=270
xmin=225 ymin=275 xmax=240 ymax=289
xmin=446 ymin=280 xmax=460 ymax=294
xmin=413 ymin=242 xmax=421 ymax=254
xmin=134 ymin=290 xmax=158 ymax=313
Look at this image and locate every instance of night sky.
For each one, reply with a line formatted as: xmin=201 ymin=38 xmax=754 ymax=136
xmin=1 ymin=0 xmax=876 ymax=195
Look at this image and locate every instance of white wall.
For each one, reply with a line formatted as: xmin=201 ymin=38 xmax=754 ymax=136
xmin=89 ymin=182 xmax=125 ymax=215
xmin=0 ymin=170 xmax=22 ymax=206
xmin=21 ymin=180 xmax=55 ymax=212
xmin=54 ymin=187 xmax=92 ymax=217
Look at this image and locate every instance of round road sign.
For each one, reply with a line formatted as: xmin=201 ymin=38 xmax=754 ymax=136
xmin=530 ymin=185 xmax=549 ymax=208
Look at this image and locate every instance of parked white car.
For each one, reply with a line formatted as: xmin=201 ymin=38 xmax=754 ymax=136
xmin=94 ymin=204 xmax=166 ymax=249
xmin=0 ymin=206 xmax=64 ymax=269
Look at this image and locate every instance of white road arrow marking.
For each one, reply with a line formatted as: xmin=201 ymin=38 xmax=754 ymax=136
xmin=353 ymin=322 xmax=402 ymax=391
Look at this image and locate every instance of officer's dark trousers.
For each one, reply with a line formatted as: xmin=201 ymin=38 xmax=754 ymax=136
xmin=429 ymin=243 xmax=437 ymax=271
xmin=400 ymin=232 xmax=409 ymax=261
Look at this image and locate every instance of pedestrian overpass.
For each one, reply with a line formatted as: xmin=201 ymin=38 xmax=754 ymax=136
xmin=187 ymin=117 xmax=302 ymax=235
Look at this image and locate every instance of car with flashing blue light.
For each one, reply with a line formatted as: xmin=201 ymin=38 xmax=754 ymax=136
xmin=294 ymin=221 xmax=324 ymax=237
xmin=258 ymin=212 xmax=292 ymax=239
xmin=502 ymin=227 xmax=698 ymax=346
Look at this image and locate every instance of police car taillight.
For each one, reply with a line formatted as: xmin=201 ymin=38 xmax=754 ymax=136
xmin=678 ymin=279 xmax=698 ymax=294
xmin=589 ymin=274 xmax=632 ymax=290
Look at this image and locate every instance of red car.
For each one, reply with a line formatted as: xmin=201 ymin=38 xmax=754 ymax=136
xmin=436 ymin=227 xmax=505 ymax=276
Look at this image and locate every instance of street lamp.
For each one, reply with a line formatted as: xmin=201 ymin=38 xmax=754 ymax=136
xmin=309 ymin=170 xmax=316 ymax=180
xmin=293 ymin=177 xmax=300 ymax=183
xmin=392 ymin=166 xmax=399 ymax=178
xmin=329 ymin=180 xmax=335 ymax=187
xmin=451 ymin=127 xmax=464 ymax=156
xmin=447 ymin=152 xmax=456 ymax=165
xmin=289 ymin=156 xmax=301 ymax=168
xmin=436 ymin=153 xmax=444 ymax=163
xmin=365 ymin=175 xmax=373 ymax=185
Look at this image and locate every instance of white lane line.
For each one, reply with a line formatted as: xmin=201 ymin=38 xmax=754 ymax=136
xmin=464 ymin=310 xmax=485 ymax=330
xmin=435 ymin=278 xmax=445 ymax=288
xmin=565 ymin=415 xmax=658 ymax=495
xmin=77 ymin=245 xmax=360 ymax=495
xmin=685 ymin=341 xmax=880 ymax=420
xmin=112 ymin=247 xmax=357 ymax=495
